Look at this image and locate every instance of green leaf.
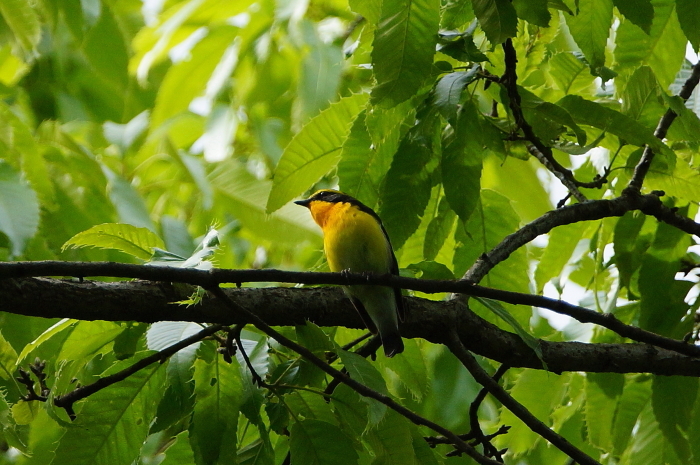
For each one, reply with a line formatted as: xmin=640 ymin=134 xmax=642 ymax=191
xmin=675 ymin=0 xmax=700 ymax=51
xmin=349 ymin=0 xmax=381 ymax=23
xmin=638 ymin=218 xmax=693 ymax=337
xmin=585 ymin=373 xmax=624 ymax=450
xmin=535 ymin=222 xmax=587 ymax=292
xmin=0 ymin=0 xmax=41 ymax=54
xmin=338 ymin=350 xmax=389 ymax=425
xmin=407 ymin=260 xmax=455 ymax=280
xmin=161 ymin=431 xmax=196 ymax=465
xmin=379 ymin=109 xmax=440 ymax=250
xmin=440 ymin=0 xmax=475 ymax=29
xmin=663 ymin=94 xmax=700 ymax=143
xmin=102 ymin=167 xmax=155 ymax=230
xmin=652 ymin=375 xmax=699 ymax=463
xmin=613 ymin=210 xmax=650 ymax=293
xmin=82 ymin=4 xmax=129 ymax=90
xmin=267 ymin=93 xmax=369 ymax=213
xmin=437 ymin=35 xmax=490 ymax=64
xmin=557 ymin=95 xmax=674 ymax=159
xmin=190 ymin=352 xmax=243 ymax=465
xmin=513 ymin=0 xmax=552 ymax=27
xmin=614 ymin=0 xmax=686 ymax=89
xmin=612 ymin=0 xmax=653 ymax=33
xmin=442 ymin=99 xmax=483 ymax=224
xmin=612 ymin=375 xmax=652 ymax=455
xmin=365 ymin=410 xmax=415 ymax=465
xmin=472 ymin=0 xmax=518 ymax=45
xmin=565 ymin=0 xmax=613 ymax=72
xmin=16 ymin=319 xmax=76 ymax=366
xmin=474 ymin=297 xmax=545 ymax=367
xmin=434 ymin=69 xmax=480 ymax=122
xmin=331 ymin=384 xmax=368 ymax=439
xmin=497 ymin=370 xmax=568 ymax=455
xmin=423 ymin=196 xmax=457 ymax=260
xmin=371 ymin=0 xmax=440 ymax=106
xmin=0 ymin=161 xmax=39 ymax=257
xmin=62 ymin=223 xmax=165 ymax=260
xmin=520 ymin=88 xmax=587 ymax=145
xmin=0 ymin=330 xmax=18 ymax=381
xmin=211 ymin=161 xmax=321 ymax=244
xmin=150 ymin=25 xmax=239 ymax=129
xmin=377 ymin=338 xmax=429 ymax=401
xmin=51 ymin=355 xmax=167 ymax=465
xmin=57 ymin=321 xmax=124 ymax=362
xmin=287 ymin=391 xmax=337 ymax=425
xmin=548 ymin=52 xmax=591 ymax=95
xmin=290 ymin=419 xmax=358 ymax=465
xmin=621 ymin=66 xmax=665 ymax=130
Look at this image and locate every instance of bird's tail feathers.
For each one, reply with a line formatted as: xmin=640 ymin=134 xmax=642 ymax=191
xmin=381 ymin=331 xmax=404 ymax=358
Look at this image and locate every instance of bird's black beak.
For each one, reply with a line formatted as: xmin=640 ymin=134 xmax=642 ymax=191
xmin=294 ymin=199 xmax=311 ymax=208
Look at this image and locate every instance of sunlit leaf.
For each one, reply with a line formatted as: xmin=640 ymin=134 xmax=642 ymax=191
xmin=472 ymin=0 xmax=517 ymax=45
xmin=62 ymin=223 xmax=165 ymax=260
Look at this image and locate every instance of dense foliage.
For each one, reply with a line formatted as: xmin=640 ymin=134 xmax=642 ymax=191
xmin=1 ymin=0 xmax=700 ymax=464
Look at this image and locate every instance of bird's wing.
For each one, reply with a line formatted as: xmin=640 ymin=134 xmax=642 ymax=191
xmin=378 ymin=222 xmax=405 ymax=321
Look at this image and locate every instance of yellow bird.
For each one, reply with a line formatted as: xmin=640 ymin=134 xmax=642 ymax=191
xmin=295 ymin=189 xmax=404 ymax=357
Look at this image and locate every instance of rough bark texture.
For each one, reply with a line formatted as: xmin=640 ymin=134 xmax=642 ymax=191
xmin=3 ymin=277 xmax=700 ymax=377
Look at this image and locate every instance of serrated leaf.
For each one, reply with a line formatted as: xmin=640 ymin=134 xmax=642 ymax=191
xmin=0 ymin=0 xmax=41 ymax=54
xmin=0 ymin=162 xmax=39 ymax=257
xmin=614 ymin=0 xmax=685 ymax=89
xmin=16 ymin=319 xmax=76 ymax=366
xmin=472 ymin=0 xmax=518 ymax=45
xmin=378 ymin=338 xmax=429 ymax=401
xmin=339 ymin=350 xmax=388 ymax=425
xmin=612 ymin=0 xmax=653 ymax=33
xmin=585 ymin=373 xmax=624 ymax=450
xmin=674 ymin=0 xmax=700 ymax=51
xmin=267 ymin=93 xmax=369 ymax=212
xmin=621 ymin=66 xmax=665 ymax=129
xmin=513 ymin=0 xmax=551 ymax=27
xmin=557 ymin=95 xmax=674 ymax=159
xmin=423 ymin=197 xmax=457 ymax=260
xmin=434 ymin=69 xmax=480 ymax=121
xmin=58 ymin=321 xmax=124 ymax=362
xmin=370 ymin=0 xmax=440 ymax=106
xmin=474 ymin=297 xmax=546 ymax=368
xmin=566 ymin=0 xmax=613 ymax=72
xmin=290 ymin=419 xmax=358 ymax=465
xmin=51 ymin=355 xmax=166 ymax=465
xmin=652 ymin=375 xmax=699 ymax=463
xmin=442 ymin=99 xmax=483 ymax=223
xmin=613 ymin=376 xmax=651 ymax=455
xmin=190 ymin=352 xmax=243 ymax=465
xmin=365 ymin=410 xmax=414 ymax=465
xmin=0 ymin=330 xmax=17 ymax=381
xmin=211 ymin=160 xmax=321 ymax=244
xmin=379 ymin=110 xmax=440 ymax=250
xmin=62 ymin=223 xmax=165 ymax=260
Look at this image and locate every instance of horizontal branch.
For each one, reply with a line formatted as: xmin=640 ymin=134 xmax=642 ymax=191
xmin=3 ymin=276 xmax=700 ymax=376
xmin=1 ymin=260 xmax=698 ymax=357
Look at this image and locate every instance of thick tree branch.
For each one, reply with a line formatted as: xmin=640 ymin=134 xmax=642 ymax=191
xmin=3 ymin=276 xmax=700 ymax=376
xmin=2 ymin=261 xmax=700 ymax=358
xmin=626 ymin=60 xmax=700 ymax=192
xmin=447 ymin=330 xmax=602 ymax=465
xmin=205 ymin=286 xmax=501 ymax=465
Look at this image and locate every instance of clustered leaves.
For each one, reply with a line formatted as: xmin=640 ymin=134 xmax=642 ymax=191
xmin=0 ymin=0 xmax=700 ymax=464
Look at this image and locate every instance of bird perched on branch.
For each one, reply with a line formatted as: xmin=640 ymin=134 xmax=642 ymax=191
xmin=295 ymin=189 xmax=404 ymax=357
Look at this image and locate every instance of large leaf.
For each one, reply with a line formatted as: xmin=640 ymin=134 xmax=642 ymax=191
xmin=585 ymin=373 xmax=624 ymax=450
xmin=557 ymin=95 xmax=674 ymax=159
xmin=62 ymin=223 xmax=165 ymax=260
xmin=370 ymin=0 xmax=440 ymax=106
xmin=434 ymin=69 xmax=480 ymax=122
xmin=338 ymin=350 xmax=389 ymax=425
xmin=614 ymin=0 xmax=685 ymax=89
xmin=210 ymin=161 xmax=321 ymax=245
xmin=612 ymin=0 xmax=653 ymax=33
xmin=675 ymin=0 xmax=700 ymax=51
xmin=51 ymin=354 xmax=167 ymax=465
xmin=365 ymin=411 xmax=415 ymax=465
xmin=441 ymin=99 xmax=483 ymax=224
xmin=266 ymin=93 xmax=369 ymax=213
xmin=0 ymin=162 xmax=39 ymax=257
xmin=472 ymin=0 xmax=517 ymax=45
xmin=565 ymin=0 xmax=613 ymax=72
xmin=289 ymin=419 xmax=358 ymax=465
xmin=651 ymin=375 xmax=699 ymax=463
xmin=0 ymin=0 xmax=41 ymax=54
xmin=189 ymin=350 xmax=243 ymax=465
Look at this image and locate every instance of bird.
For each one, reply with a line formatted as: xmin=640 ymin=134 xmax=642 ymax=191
xmin=295 ymin=189 xmax=404 ymax=357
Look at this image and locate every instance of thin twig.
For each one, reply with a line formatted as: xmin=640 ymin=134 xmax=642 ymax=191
xmin=204 ymin=285 xmax=501 ymax=465
xmin=446 ymin=330 xmax=602 ymax=465
xmin=626 ymin=60 xmax=700 ymax=192
xmin=54 ymin=324 xmax=223 ymax=420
